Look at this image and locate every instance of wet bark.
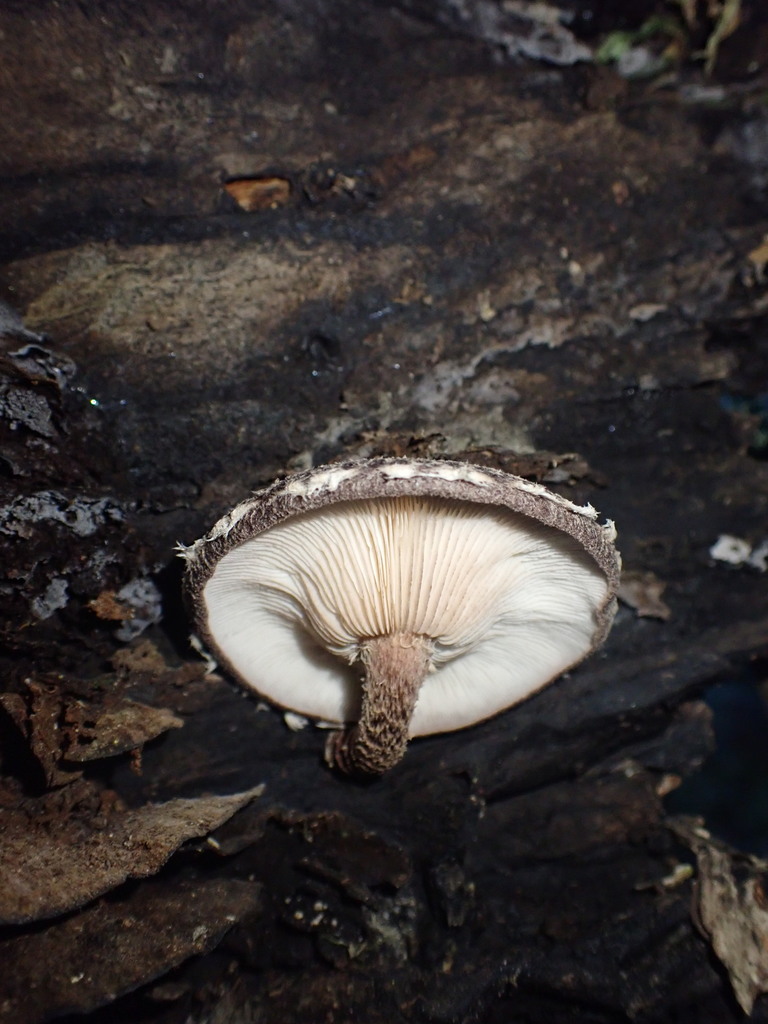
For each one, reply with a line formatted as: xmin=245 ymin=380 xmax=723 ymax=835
xmin=1 ymin=1 xmax=768 ymax=1022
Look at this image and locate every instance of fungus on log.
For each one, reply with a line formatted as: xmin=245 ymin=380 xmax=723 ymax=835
xmin=182 ymin=458 xmax=621 ymax=774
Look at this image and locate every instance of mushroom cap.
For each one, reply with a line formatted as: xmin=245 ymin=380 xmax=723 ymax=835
xmin=182 ymin=458 xmax=620 ymax=736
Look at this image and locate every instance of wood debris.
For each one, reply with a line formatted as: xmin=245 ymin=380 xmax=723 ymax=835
xmin=618 ymin=571 xmax=672 ymax=620
xmin=224 ymin=176 xmax=292 ymax=211
xmin=670 ymin=818 xmax=768 ymax=1014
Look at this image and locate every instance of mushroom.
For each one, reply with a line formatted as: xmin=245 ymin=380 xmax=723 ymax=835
xmin=181 ymin=458 xmax=620 ymax=775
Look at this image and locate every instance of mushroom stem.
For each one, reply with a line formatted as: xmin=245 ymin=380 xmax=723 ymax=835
xmin=326 ymin=633 xmax=432 ymax=775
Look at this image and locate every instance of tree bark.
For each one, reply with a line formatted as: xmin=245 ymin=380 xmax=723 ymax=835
xmin=1 ymin=2 xmax=767 ymax=1022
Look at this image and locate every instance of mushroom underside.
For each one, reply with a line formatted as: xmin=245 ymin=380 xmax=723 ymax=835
xmin=201 ymin=496 xmax=612 ymax=740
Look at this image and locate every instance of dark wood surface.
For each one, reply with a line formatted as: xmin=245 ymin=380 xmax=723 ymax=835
xmin=1 ymin=2 xmax=767 ymax=1021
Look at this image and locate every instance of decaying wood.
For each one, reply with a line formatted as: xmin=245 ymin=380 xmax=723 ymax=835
xmin=0 ymin=786 xmax=265 ymax=925
xmin=1 ymin=1 xmax=767 ymax=1021
xmin=671 ymin=819 xmax=768 ymax=1015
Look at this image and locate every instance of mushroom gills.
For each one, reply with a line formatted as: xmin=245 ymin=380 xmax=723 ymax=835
xmin=201 ymin=495 xmax=611 ymax=772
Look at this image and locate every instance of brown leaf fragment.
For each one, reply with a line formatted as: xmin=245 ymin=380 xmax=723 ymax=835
xmin=0 ymin=876 xmax=261 ymax=1024
xmin=1 ymin=677 xmax=185 ymax=786
xmin=0 ymin=785 xmax=265 ymax=924
xmin=111 ymin=638 xmax=212 ymax=703
xmin=88 ymin=588 xmax=133 ymax=621
xmin=25 ymin=679 xmax=70 ymax=784
xmin=698 ymin=852 xmax=768 ymax=1014
xmin=0 ymin=680 xmax=80 ymax=787
xmin=63 ymin=698 xmax=183 ymax=762
xmin=224 ymin=176 xmax=291 ymax=211
xmin=111 ymin=636 xmax=170 ymax=675
xmin=670 ymin=819 xmax=768 ymax=1014
xmin=618 ymin=571 xmax=672 ymax=620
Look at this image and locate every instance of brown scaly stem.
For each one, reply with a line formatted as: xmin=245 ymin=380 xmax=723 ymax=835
xmin=325 ymin=633 xmax=432 ymax=775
